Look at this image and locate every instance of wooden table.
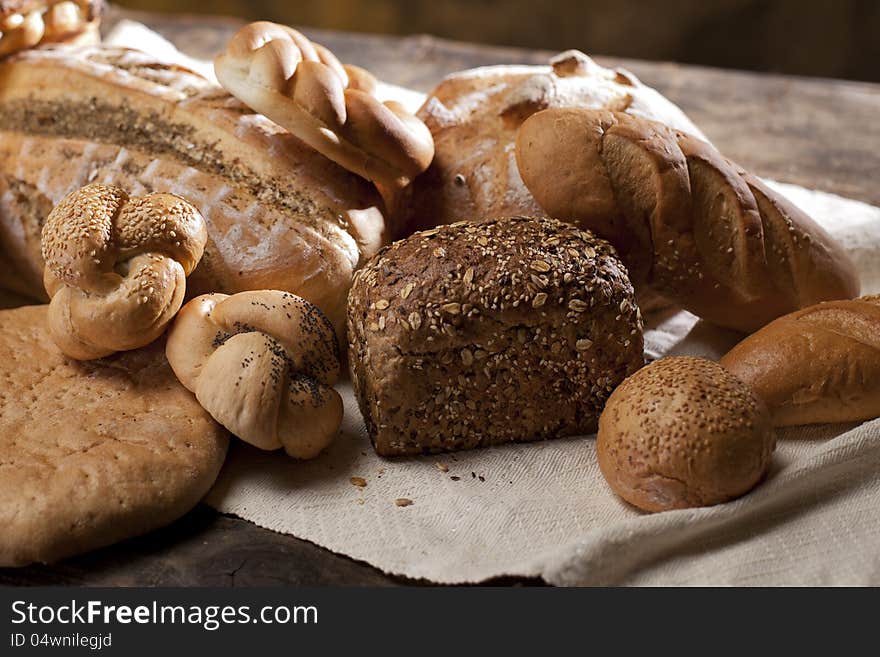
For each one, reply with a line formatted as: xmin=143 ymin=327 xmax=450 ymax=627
xmin=3 ymin=8 xmax=879 ymax=587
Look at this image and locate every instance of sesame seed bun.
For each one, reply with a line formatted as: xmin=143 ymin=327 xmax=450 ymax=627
xmin=597 ymin=356 xmax=775 ymax=512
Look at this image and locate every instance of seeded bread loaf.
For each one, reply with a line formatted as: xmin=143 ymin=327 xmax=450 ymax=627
xmin=0 ymin=45 xmax=388 ymax=332
xmin=347 ymin=216 xmax=644 ymax=456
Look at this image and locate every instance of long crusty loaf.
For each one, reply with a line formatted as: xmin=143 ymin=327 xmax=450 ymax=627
xmin=0 ymin=45 xmax=389 ymax=330
xmin=720 ymin=295 xmax=880 ymax=426
xmin=516 ymin=108 xmax=859 ymax=332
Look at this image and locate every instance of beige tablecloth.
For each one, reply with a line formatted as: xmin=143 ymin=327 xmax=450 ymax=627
xmin=111 ymin=23 xmax=880 ymax=585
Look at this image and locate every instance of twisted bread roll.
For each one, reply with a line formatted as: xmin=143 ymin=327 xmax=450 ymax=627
xmin=166 ymin=290 xmax=343 ymax=459
xmin=214 ymin=21 xmax=434 ymax=209
xmin=720 ymin=295 xmax=880 ymax=426
xmin=41 ymin=183 xmax=207 ymax=360
xmin=516 ymin=108 xmax=859 ymax=332
xmin=0 ymin=0 xmax=101 ymax=56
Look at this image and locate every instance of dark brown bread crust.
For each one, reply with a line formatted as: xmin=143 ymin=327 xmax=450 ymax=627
xmin=347 ymin=215 xmax=644 ymax=456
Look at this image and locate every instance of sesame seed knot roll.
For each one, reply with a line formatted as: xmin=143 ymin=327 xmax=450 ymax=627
xmin=165 ymin=290 xmax=343 ymax=459
xmin=40 ymin=183 xmax=207 ymax=360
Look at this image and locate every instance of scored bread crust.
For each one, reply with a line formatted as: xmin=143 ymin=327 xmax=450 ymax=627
xmin=516 ymin=108 xmax=860 ymax=332
xmin=405 ymin=50 xmax=706 ymax=236
xmin=347 ymin=216 xmax=644 ymax=456
xmin=0 ymin=45 xmax=389 ymax=332
xmin=0 ymin=304 xmax=228 ymax=566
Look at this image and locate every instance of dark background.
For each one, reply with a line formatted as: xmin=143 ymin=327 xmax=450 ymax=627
xmin=114 ymin=0 xmax=880 ymax=82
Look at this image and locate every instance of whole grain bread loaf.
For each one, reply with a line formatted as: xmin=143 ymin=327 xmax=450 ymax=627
xmin=347 ymin=215 xmax=644 ymax=456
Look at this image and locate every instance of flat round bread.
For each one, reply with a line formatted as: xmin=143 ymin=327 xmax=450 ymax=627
xmin=0 ymin=305 xmax=229 ymax=566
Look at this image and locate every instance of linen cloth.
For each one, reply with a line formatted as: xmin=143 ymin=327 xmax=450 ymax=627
xmin=109 ymin=23 xmax=880 ymax=585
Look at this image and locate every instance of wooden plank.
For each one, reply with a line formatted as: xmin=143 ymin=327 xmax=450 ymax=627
xmin=0 ymin=505 xmax=399 ymax=586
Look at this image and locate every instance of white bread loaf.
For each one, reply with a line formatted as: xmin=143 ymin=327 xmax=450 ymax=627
xmin=0 ymin=45 xmax=390 ymax=332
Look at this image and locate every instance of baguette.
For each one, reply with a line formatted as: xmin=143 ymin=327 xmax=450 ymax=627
xmin=720 ymin=295 xmax=880 ymax=426
xmin=0 ymin=45 xmax=389 ymax=331
xmin=516 ymin=108 xmax=859 ymax=331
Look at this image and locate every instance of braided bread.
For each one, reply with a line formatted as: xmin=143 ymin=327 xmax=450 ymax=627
xmin=721 ymin=295 xmax=880 ymax=426
xmin=165 ymin=290 xmax=343 ymax=459
xmin=214 ymin=21 xmax=434 ymax=209
xmin=0 ymin=0 xmax=101 ymax=56
xmin=41 ymin=183 xmax=207 ymax=360
xmin=515 ymin=108 xmax=860 ymax=332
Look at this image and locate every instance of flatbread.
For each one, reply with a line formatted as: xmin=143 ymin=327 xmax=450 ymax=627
xmin=0 ymin=305 xmax=229 ymax=566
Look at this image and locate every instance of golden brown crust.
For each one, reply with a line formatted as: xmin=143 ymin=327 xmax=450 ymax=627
xmin=166 ymin=291 xmax=343 ymax=459
xmin=0 ymin=304 xmax=228 ymax=566
xmin=404 ymin=51 xmax=706 ymax=237
xmin=720 ymin=295 xmax=880 ymax=426
xmin=0 ymin=46 xmax=388 ymax=333
xmin=347 ymin=215 xmax=644 ymax=456
xmin=214 ymin=22 xmax=433 ymax=208
xmin=516 ymin=108 xmax=860 ymax=332
xmin=597 ymin=357 xmax=775 ymax=513
xmin=41 ymin=183 xmax=207 ymax=360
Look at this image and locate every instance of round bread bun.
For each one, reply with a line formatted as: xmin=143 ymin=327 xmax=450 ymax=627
xmin=348 ymin=215 xmax=644 ymax=456
xmin=0 ymin=305 xmax=228 ymax=566
xmin=597 ymin=356 xmax=775 ymax=512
